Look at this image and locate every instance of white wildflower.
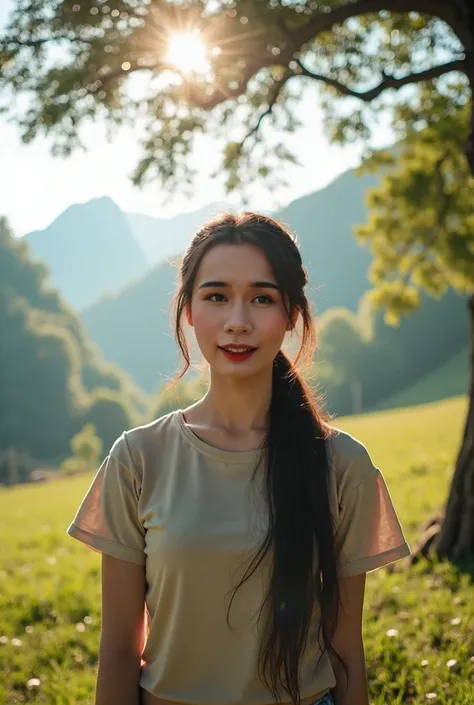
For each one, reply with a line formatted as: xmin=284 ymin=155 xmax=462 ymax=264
xmin=26 ymin=678 xmax=41 ymax=689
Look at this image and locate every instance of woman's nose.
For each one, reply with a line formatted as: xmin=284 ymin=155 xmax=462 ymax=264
xmin=223 ymin=304 xmax=253 ymax=334
xmin=224 ymin=321 xmax=251 ymax=334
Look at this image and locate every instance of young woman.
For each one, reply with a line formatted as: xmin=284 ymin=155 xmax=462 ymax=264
xmin=68 ymin=212 xmax=410 ymax=705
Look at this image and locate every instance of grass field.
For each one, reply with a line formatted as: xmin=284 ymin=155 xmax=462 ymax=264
xmin=1 ymin=395 xmax=473 ymax=704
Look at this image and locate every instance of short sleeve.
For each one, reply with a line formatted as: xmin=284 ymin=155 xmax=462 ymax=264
xmin=335 ymin=453 xmax=411 ymax=577
xmin=67 ymin=434 xmax=145 ymax=565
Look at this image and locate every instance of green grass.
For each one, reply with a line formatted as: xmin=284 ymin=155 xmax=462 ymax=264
xmin=1 ymin=396 xmax=473 ymax=704
xmin=375 ymin=347 xmax=469 ymax=412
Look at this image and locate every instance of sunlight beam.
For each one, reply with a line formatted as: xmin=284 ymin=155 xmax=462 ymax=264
xmin=166 ymin=31 xmax=210 ymax=76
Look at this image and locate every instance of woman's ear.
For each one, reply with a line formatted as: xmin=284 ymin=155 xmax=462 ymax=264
xmin=185 ymin=303 xmax=193 ymax=327
xmin=286 ymin=307 xmax=299 ymax=332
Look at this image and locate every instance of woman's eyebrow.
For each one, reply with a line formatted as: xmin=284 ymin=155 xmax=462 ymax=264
xmin=197 ymin=280 xmax=227 ymax=289
xmin=197 ymin=280 xmax=279 ymax=289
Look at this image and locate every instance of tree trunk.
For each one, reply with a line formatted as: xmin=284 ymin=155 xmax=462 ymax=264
xmin=416 ymin=294 xmax=474 ymax=563
xmin=415 ymin=11 xmax=474 ymax=564
xmin=464 ymin=4 xmax=474 ymax=174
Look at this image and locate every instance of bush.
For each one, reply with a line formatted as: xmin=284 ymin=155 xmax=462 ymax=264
xmin=60 ymin=424 xmax=103 ymax=475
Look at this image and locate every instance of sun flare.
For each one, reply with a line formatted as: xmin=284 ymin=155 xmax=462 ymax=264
xmin=166 ymin=31 xmax=209 ymax=75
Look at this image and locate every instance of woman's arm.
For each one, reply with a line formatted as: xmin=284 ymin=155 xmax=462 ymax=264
xmin=329 ymin=573 xmax=370 ymax=705
xmin=95 ymin=554 xmax=146 ymax=705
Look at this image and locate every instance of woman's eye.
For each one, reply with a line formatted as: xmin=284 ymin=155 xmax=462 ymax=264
xmin=254 ymin=295 xmax=274 ymax=304
xmin=206 ymin=293 xmax=226 ymax=302
xmin=204 ymin=293 xmax=274 ymax=304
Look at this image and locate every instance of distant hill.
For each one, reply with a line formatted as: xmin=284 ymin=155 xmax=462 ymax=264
xmin=0 ymin=217 xmax=148 ymax=467
xmin=275 ymin=169 xmax=379 ymax=312
xmin=82 ymin=259 xmax=179 ymax=391
xmin=25 ymin=166 xmax=379 ymax=319
xmin=374 ymin=347 xmax=469 ymax=412
xmin=126 ymin=202 xmax=230 ymax=263
xmin=25 ymin=197 xmax=150 ymax=310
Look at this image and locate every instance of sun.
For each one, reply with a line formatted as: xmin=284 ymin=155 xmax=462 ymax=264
xmin=166 ymin=31 xmax=210 ymax=75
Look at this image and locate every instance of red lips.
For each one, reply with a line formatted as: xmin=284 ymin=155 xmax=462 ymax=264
xmin=218 ymin=345 xmax=257 ymax=362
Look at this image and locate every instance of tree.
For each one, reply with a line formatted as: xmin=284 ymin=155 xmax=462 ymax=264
xmin=60 ymin=423 xmax=103 ymax=473
xmin=315 ymin=307 xmax=370 ymax=414
xmin=0 ymin=217 xmax=141 ymax=461
xmin=1 ymin=0 xmax=473 ymax=562
xmin=84 ymin=387 xmax=138 ymax=451
xmin=355 ymin=96 xmax=473 ymax=562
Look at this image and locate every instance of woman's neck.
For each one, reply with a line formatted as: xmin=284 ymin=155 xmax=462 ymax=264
xmin=188 ymin=368 xmax=273 ymax=436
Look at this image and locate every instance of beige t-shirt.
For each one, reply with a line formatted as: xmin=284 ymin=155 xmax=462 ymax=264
xmin=67 ymin=409 xmax=410 ymax=704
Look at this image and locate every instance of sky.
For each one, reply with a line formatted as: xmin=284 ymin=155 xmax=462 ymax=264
xmin=0 ymin=0 xmax=393 ymax=237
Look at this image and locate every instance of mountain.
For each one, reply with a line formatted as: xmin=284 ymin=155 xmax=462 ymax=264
xmin=25 ymin=196 xmax=150 ymax=310
xmin=132 ymin=168 xmax=383 ymax=309
xmin=81 ymin=168 xmax=382 ymax=391
xmin=82 ymin=259 xmax=178 ymax=391
xmin=126 ymin=202 xmax=230 ymax=263
xmin=275 ymin=169 xmax=379 ymax=312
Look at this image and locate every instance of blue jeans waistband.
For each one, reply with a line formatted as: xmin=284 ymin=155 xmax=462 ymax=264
xmin=311 ymin=692 xmax=334 ymax=705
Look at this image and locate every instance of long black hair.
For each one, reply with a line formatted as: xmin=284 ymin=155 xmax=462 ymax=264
xmin=171 ymin=212 xmax=347 ymax=704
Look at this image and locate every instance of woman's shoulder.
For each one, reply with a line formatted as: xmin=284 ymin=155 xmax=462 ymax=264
xmin=108 ymin=409 xmax=182 ymax=472
xmin=326 ymin=427 xmax=378 ymax=497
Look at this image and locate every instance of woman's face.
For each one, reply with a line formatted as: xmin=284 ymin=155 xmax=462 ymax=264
xmin=186 ymin=243 xmax=296 ymax=380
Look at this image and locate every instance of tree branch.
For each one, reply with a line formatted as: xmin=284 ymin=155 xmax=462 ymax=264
xmin=205 ymin=57 xmax=464 ymax=151
xmin=187 ymin=0 xmax=464 ymax=110
xmin=282 ymin=0 xmax=463 ymax=53
xmin=240 ymin=70 xmax=294 ymax=149
xmin=10 ymin=0 xmax=464 ymax=115
xmin=3 ymin=32 xmax=90 ymax=48
xmin=296 ymin=58 xmax=466 ymax=102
